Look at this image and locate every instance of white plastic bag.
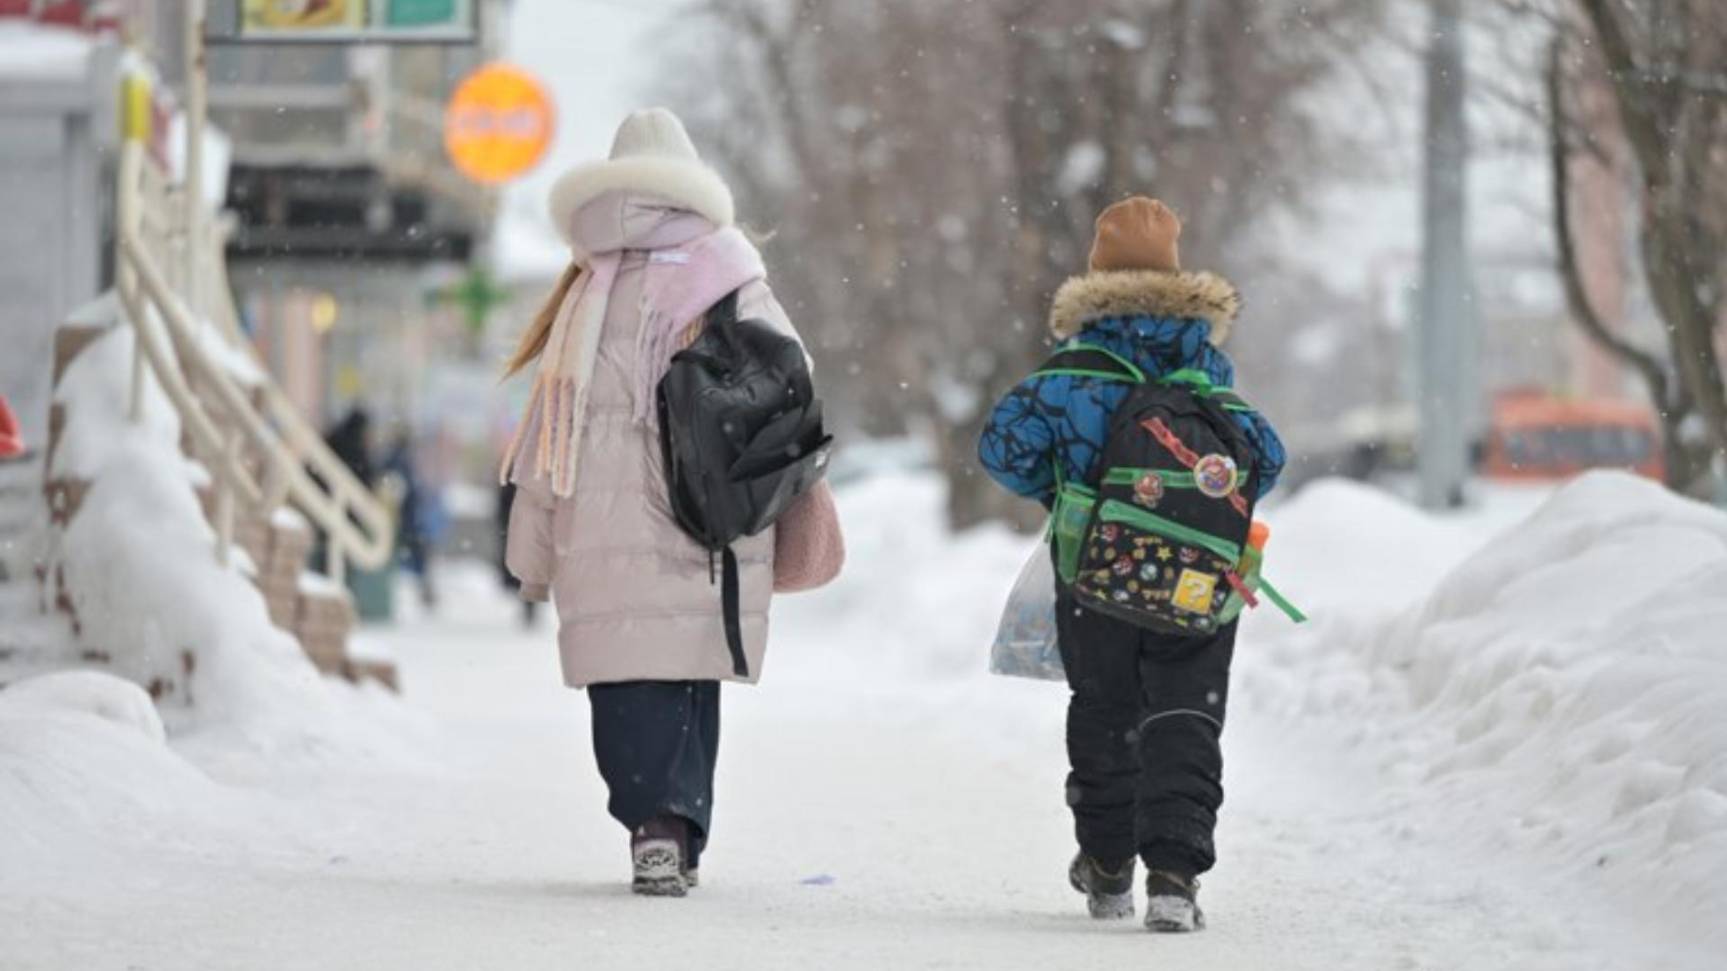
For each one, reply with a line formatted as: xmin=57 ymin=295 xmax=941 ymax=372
xmin=989 ymin=546 xmax=1065 ymax=681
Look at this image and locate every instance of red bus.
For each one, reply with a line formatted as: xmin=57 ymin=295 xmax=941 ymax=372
xmin=1482 ymin=391 xmax=1664 ymax=482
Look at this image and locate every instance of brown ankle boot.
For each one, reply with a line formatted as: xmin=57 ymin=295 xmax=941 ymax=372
xmin=631 ymin=816 xmax=690 ymax=897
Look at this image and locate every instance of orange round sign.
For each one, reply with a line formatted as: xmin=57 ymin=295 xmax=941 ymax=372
xmin=444 ymin=63 xmax=554 ymax=185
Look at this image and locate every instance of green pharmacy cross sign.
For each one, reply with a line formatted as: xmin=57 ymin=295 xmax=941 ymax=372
xmin=229 ymin=1 xmax=477 ymax=44
xmin=429 ymin=266 xmax=512 ymax=344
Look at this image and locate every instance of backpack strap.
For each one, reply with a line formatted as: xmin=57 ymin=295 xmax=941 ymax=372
xmin=1162 ymin=368 xmax=1254 ymax=412
xmin=1034 ymin=343 xmax=1146 ymax=384
xmin=1142 ymin=415 xmax=1252 ymax=518
xmin=1037 ymin=351 xmax=1255 ymax=412
xmin=708 ymin=289 xmax=741 ymax=328
xmin=671 ymin=291 xmax=747 ymax=375
xmin=718 ymin=545 xmax=749 ymax=677
xmin=1256 ymin=576 xmax=1308 ymax=624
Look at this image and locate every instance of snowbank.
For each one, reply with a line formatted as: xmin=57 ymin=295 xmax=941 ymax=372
xmin=48 ymin=322 xmax=425 ymax=769
xmin=772 ymin=471 xmax=1036 ymax=684
xmin=1246 ymin=472 xmax=1727 ymax=941
xmin=53 ymin=325 xmax=325 ymax=717
xmin=0 ymin=671 xmax=247 ymax=861
xmin=1253 ymin=478 xmax=1488 ymax=612
xmin=0 ymin=669 xmax=166 ymax=742
xmin=0 ymin=20 xmax=94 ymax=80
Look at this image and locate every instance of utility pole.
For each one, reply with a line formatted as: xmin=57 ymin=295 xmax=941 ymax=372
xmin=183 ymin=0 xmax=208 ymax=316
xmin=1416 ymin=0 xmax=1473 ymax=510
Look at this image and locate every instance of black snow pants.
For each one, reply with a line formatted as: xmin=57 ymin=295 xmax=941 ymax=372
xmin=588 ymin=680 xmax=721 ymax=867
xmin=1055 ymin=584 xmax=1236 ymax=877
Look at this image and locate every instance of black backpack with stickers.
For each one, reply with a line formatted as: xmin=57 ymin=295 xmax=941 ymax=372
xmin=657 ymin=290 xmax=833 ymax=677
xmin=1041 ymin=344 xmax=1263 ymax=637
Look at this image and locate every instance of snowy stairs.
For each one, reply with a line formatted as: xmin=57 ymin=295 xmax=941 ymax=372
xmin=0 ymin=453 xmax=73 ymax=681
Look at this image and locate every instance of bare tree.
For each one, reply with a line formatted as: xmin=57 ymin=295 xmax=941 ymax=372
xmin=1543 ymin=0 xmax=1727 ymax=493
xmin=664 ymin=0 xmax=1389 ymax=527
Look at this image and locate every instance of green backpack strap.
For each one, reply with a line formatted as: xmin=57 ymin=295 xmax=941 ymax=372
xmin=1162 ymin=368 xmax=1254 ymax=413
xmin=1034 ymin=343 xmax=1146 ymax=384
xmin=1256 ymin=576 xmax=1307 ymax=624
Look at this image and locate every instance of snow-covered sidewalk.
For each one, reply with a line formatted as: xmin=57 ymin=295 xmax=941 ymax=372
xmin=2 ymin=472 xmax=1723 ymax=970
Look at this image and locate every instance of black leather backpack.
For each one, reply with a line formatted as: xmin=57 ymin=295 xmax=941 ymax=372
xmin=656 ymin=291 xmax=832 ymax=676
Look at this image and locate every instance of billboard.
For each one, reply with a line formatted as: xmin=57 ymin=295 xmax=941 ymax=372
xmin=232 ymin=0 xmax=477 ymax=44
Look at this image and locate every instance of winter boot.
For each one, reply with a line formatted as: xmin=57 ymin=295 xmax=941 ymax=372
xmin=1068 ymin=853 xmax=1136 ymax=919
xmin=1144 ymin=870 xmax=1204 ymax=933
xmin=631 ymin=816 xmax=690 ymax=897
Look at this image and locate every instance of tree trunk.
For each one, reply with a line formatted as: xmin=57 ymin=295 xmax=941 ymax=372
xmin=1572 ymin=0 xmax=1727 ymax=489
xmin=1546 ymin=30 xmax=1726 ymax=496
xmin=1641 ymin=203 xmax=1727 ymax=473
xmin=937 ymin=404 xmax=1043 ymax=533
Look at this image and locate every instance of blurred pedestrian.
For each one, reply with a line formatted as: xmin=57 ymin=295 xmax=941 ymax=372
xmin=383 ymin=432 xmax=437 ymax=610
xmin=312 ymin=406 xmax=379 ymax=580
xmin=324 ymin=406 xmax=376 ymax=488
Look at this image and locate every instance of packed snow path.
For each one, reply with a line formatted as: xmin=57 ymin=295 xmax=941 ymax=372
xmin=4 ymin=475 xmax=1722 ymax=970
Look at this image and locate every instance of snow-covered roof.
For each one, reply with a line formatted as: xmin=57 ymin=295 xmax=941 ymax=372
xmin=0 ymin=20 xmax=95 ymax=82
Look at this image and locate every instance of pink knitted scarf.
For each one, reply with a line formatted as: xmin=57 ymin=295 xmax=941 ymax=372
xmin=503 ymin=226 xmax=765 ymax=497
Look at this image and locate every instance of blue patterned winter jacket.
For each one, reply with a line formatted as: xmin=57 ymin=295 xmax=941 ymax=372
xmin=979 ymin=270 xmax=1286 ymax=506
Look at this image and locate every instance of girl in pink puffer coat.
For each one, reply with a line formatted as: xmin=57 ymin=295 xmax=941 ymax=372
xmin=502 ymin=108 xmax=842 ymax=896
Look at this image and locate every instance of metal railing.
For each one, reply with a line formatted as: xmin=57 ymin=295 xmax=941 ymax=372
xmin=113 ymin=137 xmax=394 ymax=584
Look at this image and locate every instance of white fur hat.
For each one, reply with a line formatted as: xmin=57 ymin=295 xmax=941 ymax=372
xmin=547 ymin=108 xmax=736 ymax=244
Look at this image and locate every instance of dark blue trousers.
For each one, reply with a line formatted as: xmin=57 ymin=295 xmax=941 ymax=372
xmin=588 ymin=680 xmax=721 ymax=866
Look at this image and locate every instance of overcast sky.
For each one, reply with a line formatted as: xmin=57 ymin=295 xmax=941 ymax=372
xmin=494 ymin=0 xmax=686 ymax=278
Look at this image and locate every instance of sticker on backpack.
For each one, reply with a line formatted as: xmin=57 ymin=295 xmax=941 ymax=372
xmin=1194 ymin=454 xmax=1237 ymax=498
xmin=1172 ymin=569 xmax=1219 ymax=615
xmin=1133 ymin=471 xmax=1165 ymax=507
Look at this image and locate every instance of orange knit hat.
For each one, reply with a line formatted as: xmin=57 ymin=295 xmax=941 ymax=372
xmin=1088 ymin=196 xmax=1182 ymax=274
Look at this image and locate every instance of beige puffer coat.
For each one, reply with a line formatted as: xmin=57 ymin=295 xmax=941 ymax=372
xmin=506 ymin=193 xmax=802 ymax=688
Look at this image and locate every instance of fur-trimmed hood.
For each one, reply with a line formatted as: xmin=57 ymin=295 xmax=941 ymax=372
xmin=1048 ymin=270 xmax=1241 ymax=346
xmin=549 ymin=157 xmax=734 ymax=246
xmin=547 ymin=108 xmax=735 ymax=246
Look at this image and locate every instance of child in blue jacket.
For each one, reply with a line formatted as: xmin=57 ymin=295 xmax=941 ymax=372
xmin=978 ymin=197 xmax=1285 ymax=933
